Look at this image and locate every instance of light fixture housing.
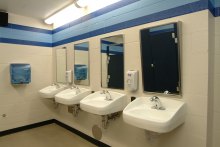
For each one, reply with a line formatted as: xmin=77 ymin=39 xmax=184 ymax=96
xmin=44 ymin=0 xmax=121 ymax=25
xmin=44 ymin=3 xmax=81 ymax=25
xmin=74 ymin=0 xmax=89 ymax=8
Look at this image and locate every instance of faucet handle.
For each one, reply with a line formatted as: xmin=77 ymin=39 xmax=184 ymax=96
xmin=150 ymin=97 xmax=154 ymax=101
xmin=150 ymin=96 xmax=159 ymax=101
xmin=101 ymin=90 xmax=106 ymax=94
xmin=164 ymin=90 xmax=170 ymax=94
xmin=53 ymin=83 xmax=60 ymax=88
xmin=70 ymin=85 xmax=75 ymax=89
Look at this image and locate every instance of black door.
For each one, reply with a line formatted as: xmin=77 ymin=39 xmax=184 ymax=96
xmin=108 ymin=54 xmax=124 ymax=89
xmin=151 ymin=31 xmax=179 ymax=93
xmin=141 ymin=29 xmax=155 ymax=92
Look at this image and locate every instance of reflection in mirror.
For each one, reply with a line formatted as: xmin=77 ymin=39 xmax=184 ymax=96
xmin=74 ymin=42 xmax=89 ymax=86
xmin=101 ymin=35 xmax=124 ymax=89
xmin=140 ymin=23 xmax=181 ymax=95
xmin=56 ymin=48 xmax=67 ymax=83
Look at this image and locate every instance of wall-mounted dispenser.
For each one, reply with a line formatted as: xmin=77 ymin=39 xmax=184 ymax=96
xmin=10 ymin=64 xmax=31 ymax=84
xmin=74 ymin=64 xmax=87 ymax=80
xmin=126 ymin=70 xmax=138 ymax=91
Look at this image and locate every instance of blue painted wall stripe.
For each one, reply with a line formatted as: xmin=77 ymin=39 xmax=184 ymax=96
xmin=0 ymin=38 xmax=52 ymax=47
xmin=215 ymin=0 xmax=220 ymax=7
xmin=1 ymin=0 xmax=220 ymax=47
xmin=75 ymin=46 xmax=89 ymax=51
xmin=53 ymin=0 xmax=202 ymax=43
xmin=101 ymin=40 xmax=123 ymax=47
xmin=209 ymin=0 xmax=216 ymax=15
xmin=53 ymin=0 xmax=208 ymax=47
xmin=101 ymin=50 xmax=123 ymax=55
xmin=215 ymin=7 xmax=220 ymax=16
xmin=5 ymin=24 xmax=52 ymax=34
xmin=208 ymin=0 xmax=220 ymax=16
xmin=0 ymin=27 xmax=52 ymax=43
xmin=53 ymin=0 xmax=140 ymax=34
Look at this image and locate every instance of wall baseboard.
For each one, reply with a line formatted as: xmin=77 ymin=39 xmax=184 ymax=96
xmin=0 ymin=119 xmax=110 ymax=147
xmin=0 ymin=119 xmax=55 ymax=137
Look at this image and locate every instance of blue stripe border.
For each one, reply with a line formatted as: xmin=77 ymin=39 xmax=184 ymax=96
xmin=3 ymin=23 xmax=52 ymax=34
xmin=0 ymin=38 xmax=52 ymax=47
xmin=208 ymin=0 xmax=216 ymax=16
xmin=2 ymin=0 xmax=220 ymax=47
xmin=101 ymin=40 xmax=123 ymax=47
xmin=101 ymin=50 xmax=123 ymax=55
xmin=53 ymin=0 xmax=140 ymax=34
xmin=75 ymin=46 xmax=89 ymax=51
xmin=208 ymin=0 xmax=220 ymax=17
xmin=149 ymin=28 xmax=175 ymax=35
xmin=53 ymin=0 xmax=208 ymax=47
xmin=215 ymin=7 xmax=220 ymax=16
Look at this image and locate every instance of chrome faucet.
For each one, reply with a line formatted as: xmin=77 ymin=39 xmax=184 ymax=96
xmin=53 ymin=83 xmax=60 ymax=88
xmin=101 ymin=90 xmax=112 ymax=101
xmin=71 ymin=85 xmax=77 ymax=89
xmin=150 ymin=96 xmax=165 ymax=110
xmin=71 ymin=85 xmax=80 ymax=94
xmin=164 ymin=90 xmax=170 ymax=94
xmin=75 ymin=86 xmax=80 ymax=94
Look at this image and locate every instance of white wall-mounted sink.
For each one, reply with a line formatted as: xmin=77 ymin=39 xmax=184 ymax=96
xmin=55 ymin=87 xmax=91 ymax=105
xmin=123 ymin=97 xmax=186 ymax=133
xmin=39 ymin=84 xmax=67 ymax=99
xmin=80 ymin=90 xmax=126 ymax=115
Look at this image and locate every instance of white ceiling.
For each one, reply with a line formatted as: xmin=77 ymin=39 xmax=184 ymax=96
xmin=0 ymin=0 xmax=74 ymax=19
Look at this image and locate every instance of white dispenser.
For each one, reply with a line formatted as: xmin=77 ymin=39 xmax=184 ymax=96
xmin=126 ymin=70 xmax=138 ymax=91
xmin=66 ymin=70 xmax=72 ymax=84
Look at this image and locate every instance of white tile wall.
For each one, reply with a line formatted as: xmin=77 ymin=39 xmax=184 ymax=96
xmin=53 ymin=10 xmax=210 ymax=147
xmin=0 ymin=13 xmax=54 ymax=131
xmin=212 ymin=16 xmax=220 ymax=147
xmin=213 ymin=129 xmax=220 ymax=147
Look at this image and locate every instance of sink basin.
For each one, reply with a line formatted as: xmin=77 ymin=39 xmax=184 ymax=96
xmin=39 ymin=84 xmax=67 ymax=98
xmin=55 ymin=87 xmax=91 ymax=105
xmin=80 ymin=91 xmax=126 ymax=115
xmin=123 ymin=97 xmax=186 ymax=133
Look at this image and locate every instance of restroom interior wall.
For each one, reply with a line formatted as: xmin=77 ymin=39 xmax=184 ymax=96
xmin=53 ymin=10 xmax=209 ymax=147
xmin=212 ymin=16 xmax=220 ymax=147
xmin=0 ymin=14 xmax=54 ymax=131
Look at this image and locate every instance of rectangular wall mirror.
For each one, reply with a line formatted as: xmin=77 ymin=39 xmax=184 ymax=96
xmin=56 ymin=48 xmax=67 ymax=83
xmin=101 ymin=35 xmax=124 ymax=89
xmin=140 ymin=22 xmax=181 ymax=95
xmin=74 ymin=42 xmax=89 ymax=86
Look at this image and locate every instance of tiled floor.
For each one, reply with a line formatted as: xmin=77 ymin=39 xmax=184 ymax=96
xmin=0 ymin=124 xmax=97 ymax=147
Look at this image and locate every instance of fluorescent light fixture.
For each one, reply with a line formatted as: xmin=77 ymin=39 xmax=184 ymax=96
xmin=74 ymin=0 xmax=89 ymax=8
xmin=89 ymin=0 xmax=121 ymax=11
xmin=44 ymin=4 xmax=81 ymax=25
xmin=44 ymin=0 xmax=121 ymax=26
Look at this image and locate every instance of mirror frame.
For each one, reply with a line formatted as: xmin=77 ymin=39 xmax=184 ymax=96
xmin=100 ymin=34 xmax=125 ymax=90
xmin=74 ymin=42 xmax=90 ymax=86
xmin=139 ymin=22 xmax=182 ymax=96
xmin=55 ymin=47 xmax=67 ymax=84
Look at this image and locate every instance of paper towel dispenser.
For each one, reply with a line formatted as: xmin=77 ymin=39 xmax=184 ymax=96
xmin=10 ymin=64 xmax=31 ymax=84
